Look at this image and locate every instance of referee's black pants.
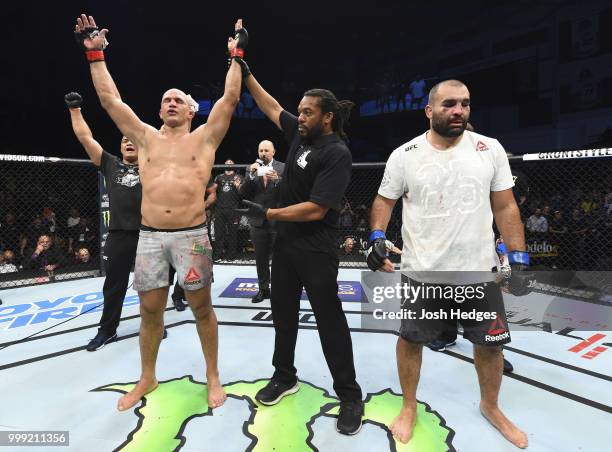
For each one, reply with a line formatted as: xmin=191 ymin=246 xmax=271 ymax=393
xmin=99 ymin=230 xmax=139 ymax=335
xmin=270 ymin=244 xmax=362 ymax=402
xmin=250 ymin=225 xmax=276 ymax=291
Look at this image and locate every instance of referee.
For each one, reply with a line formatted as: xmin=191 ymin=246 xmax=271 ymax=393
xmin=234 ymin=60 xmax=363 ymax=434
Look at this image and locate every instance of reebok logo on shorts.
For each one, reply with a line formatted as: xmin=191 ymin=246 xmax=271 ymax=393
xmin=485 ymin=316 xmax=509 ymax=342
xmin=185 ymin=267 xmax=202 ymax=285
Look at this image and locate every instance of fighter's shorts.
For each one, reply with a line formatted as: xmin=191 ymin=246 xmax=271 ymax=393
xmin=399 ymin=274 xmax=511 ymax=346
xmin=133 ymin=223 xmax=213 ymax=292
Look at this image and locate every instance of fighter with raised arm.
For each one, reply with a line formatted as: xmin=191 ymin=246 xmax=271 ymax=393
xmin=74 ymin=14 xmax=244 ymax=411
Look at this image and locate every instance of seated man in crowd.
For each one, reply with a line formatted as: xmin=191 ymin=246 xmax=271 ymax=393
xmin=28 ymin=234 xmax=63 ymax=272
xmin=75 ymin=247 xmax=91 ymax=264
xmin=0 ymin=250 xmax=19 ymax=274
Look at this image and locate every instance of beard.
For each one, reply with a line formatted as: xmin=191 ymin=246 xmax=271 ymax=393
xmin=431 ymin=115 xmax=468 ymax=138
xmin=300 ymin=121 xmax=324 ymax=142
xmin=123 ymin=153 xmax=138 ymax=164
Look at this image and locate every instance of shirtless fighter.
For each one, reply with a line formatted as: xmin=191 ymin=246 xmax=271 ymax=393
xmin=74 ymin=14 xmax=245 ymax=410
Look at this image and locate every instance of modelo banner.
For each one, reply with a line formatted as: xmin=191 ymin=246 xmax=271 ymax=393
xmin=526 ymin=238 xmax=559 ymax=258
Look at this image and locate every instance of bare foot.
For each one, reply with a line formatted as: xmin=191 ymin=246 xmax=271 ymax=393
xmin=480 ymin=402 xmax=528 ymax=449
xmin=207 ymin=378 xmax=227 ymax=409
xmin=117 ymin=379 xmax=158 ymax=411
xmin=389 ymin=403 xmax=417 ymax=444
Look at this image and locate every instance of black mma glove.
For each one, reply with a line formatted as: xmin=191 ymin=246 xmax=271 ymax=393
xmin=366 ymin=230 xmax=389 ymax=271
xmin=506 ymin=251 xmax=536 ymax=296
xmin=234 ymin=200 xmax=267 ymax=221
xmin=230 ymin=26 xmax=248 ymax=58
xmin=228 ymin=26 xmax=251 ymax=78
xmin=74 ymin=21 xmax=108 ymax=62
xmin=64 ymin=92 xmax=83 ymax=109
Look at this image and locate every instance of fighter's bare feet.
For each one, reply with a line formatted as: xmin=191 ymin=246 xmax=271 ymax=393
xmin=117 ymin=378 xmax=158 ymax=411
xmin=207 ymin=377 xmax=227 ymax=409
xmin=480 ymin=402 xmax=528 ymax=449
xmin=389 ymin=402 xmax=417 ymax=444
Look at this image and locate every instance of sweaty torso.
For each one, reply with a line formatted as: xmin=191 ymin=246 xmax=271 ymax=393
xmin=139 ymin=132 xmax=213 ymax=229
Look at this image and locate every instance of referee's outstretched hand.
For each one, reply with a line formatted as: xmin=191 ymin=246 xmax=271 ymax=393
xmin=234 ymin=199 xmax=268 ymax=220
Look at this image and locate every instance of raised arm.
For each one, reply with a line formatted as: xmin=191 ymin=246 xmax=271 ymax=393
xmin=233 ymin=29 xmax=284 ymax=129
xmin=243 ymin=73 xmax=284 ymax=129
xmin=193 ymin=19 xmax=244 ymax=151
xmin=74 ymin=14 xmax=151 ymax=149
xmin=64 ymin=92 xmax=102 ymax=166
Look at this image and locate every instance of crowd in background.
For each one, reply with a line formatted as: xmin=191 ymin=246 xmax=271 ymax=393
xmin=1 ymin=164 xmax=611 ymax=280
xmin=0 ymin=207 xmax=98 ymax=275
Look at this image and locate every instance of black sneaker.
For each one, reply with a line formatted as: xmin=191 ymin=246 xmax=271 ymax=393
xmin=251 ymin=289 xmax=270 ymax=304
xmin=255 ymin=379 xmax=300 ymax=406
xmin=336 ymin=400 xmax=364 ymax=435
xmin=426 ymin=339 xmax=456 ymax=352
xmin=86 ymin=332 xmax=117 ymax=352
xmin=172 ymin=293 xmax=187 ymax=311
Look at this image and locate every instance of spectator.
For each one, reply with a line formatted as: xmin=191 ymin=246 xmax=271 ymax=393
xmin=75 ymin=247 xmax=91 ymax=264
xmin=0 ymin=250 xmax=19 ymax=273
xmin=68 ymin=217 xmax=96 ymax=254
xmin=41 ymin=207 xmax=57 ymax=233
xmin=28 ymin=234 xmax=63 ymax=272
xmin=541 ymin=205 xmax=551 ymax=223
xmin=339 ymin=199 xmax=355 ymax=229
xmin=67 ymin=208 xmax=80 ymax=229
xmin=526 ymin=208 xmax=548 ymax=233
xmin=408 ymin=75 xmax=427 ymax=110
xmin=548 ymin=211 xmax=568 ymax=233
xmin=570 ymin=208 xmax=589 ymax=235
xmin=549 ymin=194 xmax=563 ymax=213
xmin=580 ymin=192 xmax=598 ymax=215
xmin=23 ymin=217 xmax=50 ymax=255
xmin=338 ymin=236 xmax=362 ymax=262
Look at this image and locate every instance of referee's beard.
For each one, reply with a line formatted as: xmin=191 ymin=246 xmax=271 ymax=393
xmin=299 ymin=121 xmax=325 ymax=142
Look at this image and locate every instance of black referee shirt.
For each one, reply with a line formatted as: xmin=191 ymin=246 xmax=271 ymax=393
xmin=277 ymin=110 xmax=352 ymax=253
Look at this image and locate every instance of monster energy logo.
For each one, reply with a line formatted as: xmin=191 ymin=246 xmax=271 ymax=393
xmin=94 ymin=377 xmax=454 ymax=451
xmin=103 ymin=211 xmax=111 ymax=228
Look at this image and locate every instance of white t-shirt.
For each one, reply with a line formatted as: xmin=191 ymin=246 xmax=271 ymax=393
xmin=378 ymin=131 xmax=514 ymax=283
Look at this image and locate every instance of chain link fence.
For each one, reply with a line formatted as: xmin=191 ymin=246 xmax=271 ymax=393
xmin=216 ymin=155 xmax=611 ymax=273
xmin=1 ymin=152 xmax=610 ymax=292
xmin=0 ymin=156 xmax=100 ymax=288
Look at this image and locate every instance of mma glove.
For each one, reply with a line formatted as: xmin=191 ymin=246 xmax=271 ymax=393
xmin=228 ymin=27 xmax=251 ymax=78
xmin=235 ymin=200 xmax=267 ymax=221
xmin=64 ymin=92 xmax=83 ymax=109
xmin=506 ymin=251 xmax=536 ymax=296
xmin=366 ymin=230 xmax=389 ymax=271
xmin=74 ymin=25 xmax=108 ymax=62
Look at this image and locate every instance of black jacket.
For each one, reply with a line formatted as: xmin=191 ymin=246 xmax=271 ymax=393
xmin=240 ymin=159 xmax=285 ymax=227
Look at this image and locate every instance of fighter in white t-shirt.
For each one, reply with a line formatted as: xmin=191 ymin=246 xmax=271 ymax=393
xmin=367 ymin=80 xmax=530 ymax=449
